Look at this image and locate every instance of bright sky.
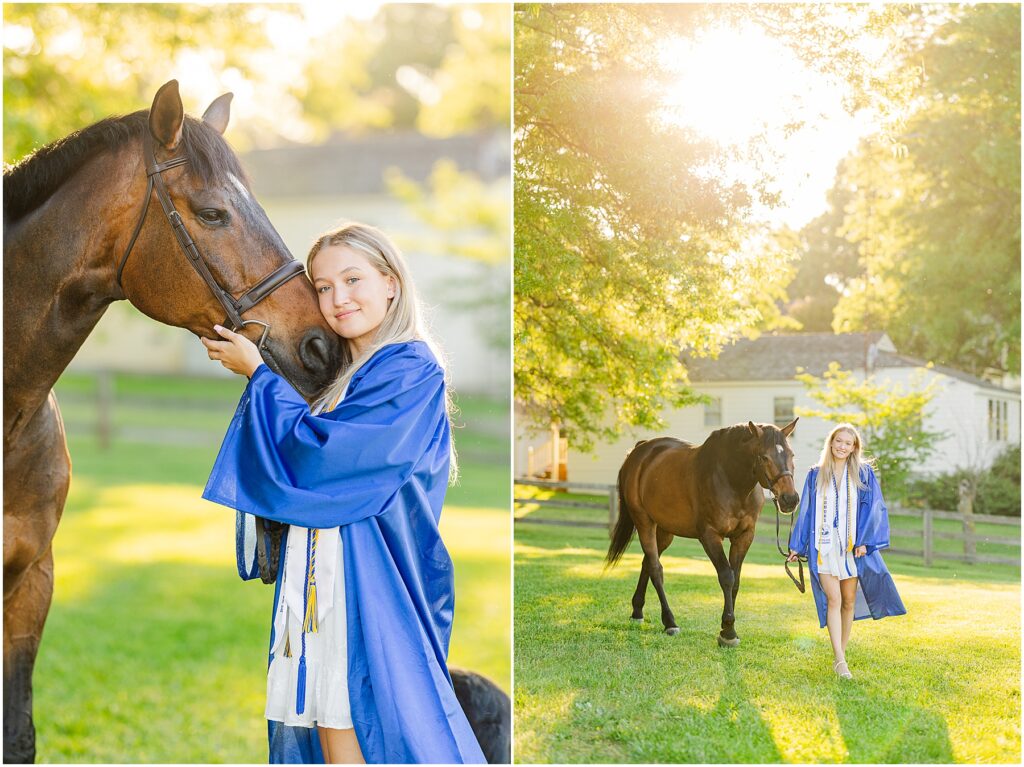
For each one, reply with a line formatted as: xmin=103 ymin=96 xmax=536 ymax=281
xmin=658 ymin=20 xmax=883 ymax=230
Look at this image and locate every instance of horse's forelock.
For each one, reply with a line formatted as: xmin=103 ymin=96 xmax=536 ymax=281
xmin=179 ymin=116 xmax=248 ymax=188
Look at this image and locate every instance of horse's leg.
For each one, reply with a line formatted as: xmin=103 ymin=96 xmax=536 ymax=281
xmin=3 ymin=549 xmax=55 ymax=764
xmin=4 ymin=394 xmax=69 ymax=763
xmin=636 ymin=523 xmax=678 ymax=635
xmin=630 ymin=528 xmax=673 ymax=622
xmin=727 ymin=529 xmax=754 ymax=634
xmin=630 ymin=560 xmax=649 ymax=622
xmin=698 ymin=530 xmax=739 ymax=647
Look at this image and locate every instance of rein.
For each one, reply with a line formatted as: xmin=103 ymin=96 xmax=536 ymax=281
xmin=771 ymin=492 xmax=806 ymax=593
xmin=759 ymin=465 xmax=806 ymax=593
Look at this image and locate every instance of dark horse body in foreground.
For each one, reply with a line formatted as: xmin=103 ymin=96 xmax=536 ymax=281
xmin=607 ymin=420 xmax=800 ymax=646
xmin=3 ymin=81 xmax=345 ymax=762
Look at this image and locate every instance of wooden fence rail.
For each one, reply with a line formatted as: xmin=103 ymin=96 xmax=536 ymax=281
xmin=514 ymin=479 xmax=1021 ymax=568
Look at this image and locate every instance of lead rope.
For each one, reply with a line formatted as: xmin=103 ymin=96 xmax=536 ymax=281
xmin=773 ymin=494 xmax=806 ymax=593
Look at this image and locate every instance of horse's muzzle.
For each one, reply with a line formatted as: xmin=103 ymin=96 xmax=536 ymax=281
xmin=780 ymin=492 xmax=800 ymax=512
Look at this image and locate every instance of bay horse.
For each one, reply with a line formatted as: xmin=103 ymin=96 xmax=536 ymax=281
xmin=606 ymin=419 xmax=800 ymax=646
xmin=3 ymin=81 xmax=345 ymax=763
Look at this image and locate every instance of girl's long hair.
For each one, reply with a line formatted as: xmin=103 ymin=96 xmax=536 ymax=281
xmin=307 ymin=222 xmax=457 ymax=480
xmin=815 ymin=422 xmax=873 ymax=494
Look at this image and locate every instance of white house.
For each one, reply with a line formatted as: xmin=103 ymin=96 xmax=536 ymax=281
xmin=514 ymin=332 xmax=1021 ymax=484
xmin=69 ymin=130 xmax=510 ymax=396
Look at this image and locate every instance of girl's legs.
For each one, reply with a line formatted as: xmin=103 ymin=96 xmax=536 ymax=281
xmin=839 ymin=576 xmax=859 ymax=653
xmin=818 ymin=572 xmax=846 ymax=665
xmin=318 ymin=726 xmax=365 ymax=764
xmin=318 ymin=727 xmax=331 ymax=764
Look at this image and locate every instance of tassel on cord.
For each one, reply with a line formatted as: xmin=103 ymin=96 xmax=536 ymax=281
xmin=302 ymin=530 xmax=319 ymax=634
xmin=296 ymin=656 xmax=307 ymax=716
xmin=303 ymin=582 xmax=318 ymax=634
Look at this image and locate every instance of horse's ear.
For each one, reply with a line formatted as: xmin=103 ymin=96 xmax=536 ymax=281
xmin=149 ymin=80 xmax=184 ymax=150
xmin=746 ymin=421 xmax=761 ymax=440
xmin=781 ymin=417 xmax=799 ymax=437
xmin=202 ymin=92 xmax=233 ymax=135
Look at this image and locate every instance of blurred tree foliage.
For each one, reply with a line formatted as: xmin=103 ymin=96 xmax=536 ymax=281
xmin=296 ymin=4 xmax=509 ymax=139
xmin=387 ymin=160 xmax=510 ymax=350
xmin=4 ymin=3 xmax=510 ymax=163
xmin=514 ymin=3 xmax=914 ymax=449
xmin=3 ymin=3 xmax=275 ymax=161
xmin=796 ymin=362 xmax=945 ymax=500
xmin=788 ymin=4 xmax=1020 ymax=376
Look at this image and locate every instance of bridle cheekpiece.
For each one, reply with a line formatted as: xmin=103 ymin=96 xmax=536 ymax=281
xmin=116 ymin=131 xmax=305 ymax=350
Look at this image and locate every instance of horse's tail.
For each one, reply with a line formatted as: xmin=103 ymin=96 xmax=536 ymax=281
xmin=605 ymin=464 xmax=636 ymax=568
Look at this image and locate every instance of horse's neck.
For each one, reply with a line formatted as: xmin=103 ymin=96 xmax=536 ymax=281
xmin=3 ymin=152 xmax=133 ymax=439
xmin=715 ymin=452 xmax=758 ymax=498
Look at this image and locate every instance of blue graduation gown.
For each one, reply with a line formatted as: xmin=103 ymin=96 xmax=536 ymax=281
xmin=203 ymin=340 xmax=486 ymax=765
xmin=789 ymin=465 xmax=907 ymax=629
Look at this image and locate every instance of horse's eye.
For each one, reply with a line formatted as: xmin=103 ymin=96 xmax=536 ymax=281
xmin=197 ymin=208 xmax=227 ymax=225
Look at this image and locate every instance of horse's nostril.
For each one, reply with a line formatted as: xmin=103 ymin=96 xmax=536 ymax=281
xmin=299 ymin=330 xmax=333 ymax=373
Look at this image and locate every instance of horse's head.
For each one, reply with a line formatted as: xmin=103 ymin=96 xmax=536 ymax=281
xmin=116 ymin=80 xmax=344 ymax=400
xmin=744 ymin=419 xmax=800 ymax=512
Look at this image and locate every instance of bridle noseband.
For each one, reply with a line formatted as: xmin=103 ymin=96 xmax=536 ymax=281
xmin=759 ymin=466 xmax=793 ymax=496
xmin=116 ymin=132 xmax=305 ymax=349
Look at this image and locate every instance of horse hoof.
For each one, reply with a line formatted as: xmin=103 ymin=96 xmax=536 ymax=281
xmin=717 ymin=634 xmax=740 ymax=648
xmin=630 ymin=617 xmax=644 ymax=624
xmin=665 ymin=627 xmax=680 ymax=636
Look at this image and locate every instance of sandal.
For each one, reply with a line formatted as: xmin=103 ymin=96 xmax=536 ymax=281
xmin=833 ymin=660 xmax=852 ymax=679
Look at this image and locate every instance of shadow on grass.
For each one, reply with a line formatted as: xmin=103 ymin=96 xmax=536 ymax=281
xmin=836 ymin=684 xmax=954 ymax=763
xmin=515 ymin=523 xmax=1019 ymax=763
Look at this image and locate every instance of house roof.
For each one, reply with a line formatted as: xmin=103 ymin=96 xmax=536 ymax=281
xmin=684 ymin=332 xmax=1013 ymax=393
xmin=240 ymin=130 xmax=509 ymax=198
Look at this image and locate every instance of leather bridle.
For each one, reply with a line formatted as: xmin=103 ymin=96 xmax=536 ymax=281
xmin=116 ymin=131 xmax=305 ymax=350
xmin=758 ymin=460 xmax=807 ymax=593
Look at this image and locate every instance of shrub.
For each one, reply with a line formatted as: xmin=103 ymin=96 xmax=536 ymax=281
xmin=907 ymin=445 xmax=1021 ymax=516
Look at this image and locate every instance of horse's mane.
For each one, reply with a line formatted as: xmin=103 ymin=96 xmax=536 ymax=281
xmin=698 ymin=422 xmax=786 ymax=470
xmin=3 ymin=110 xmax=246 ymax=223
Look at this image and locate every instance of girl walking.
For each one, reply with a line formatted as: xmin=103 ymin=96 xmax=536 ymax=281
xmin=788 ymin=423 xmax=906 ymax=678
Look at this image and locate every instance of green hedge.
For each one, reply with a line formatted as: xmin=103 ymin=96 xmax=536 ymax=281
xmin=907 ymin=445 xmax=1021 ymax=516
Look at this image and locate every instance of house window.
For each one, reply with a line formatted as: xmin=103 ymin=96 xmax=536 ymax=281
xmin=704 ymin=397 xmax=722 ymax=428
xmin=774 ymin=397 xmax=795 ymax=428
xmin=988 ymin=399 xmax=1009 ymax=442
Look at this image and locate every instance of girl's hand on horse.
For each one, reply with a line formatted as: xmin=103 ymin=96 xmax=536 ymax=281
xmin=854 ymin=545 xmax=867 ymax=558
xmin=787 ymin=549 xmax=800 ymax=562
xmin=201 ymin=325 xmax=263 ymax=378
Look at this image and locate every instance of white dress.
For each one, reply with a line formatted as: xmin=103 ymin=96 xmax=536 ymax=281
xmin=816 ymin=466 xmax=859 ymax=581
xmin=265 ymin=526 xmax=352 ymax=729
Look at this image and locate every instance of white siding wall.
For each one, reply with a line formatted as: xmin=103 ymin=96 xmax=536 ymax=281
xmin=515 ymin=367 xmax=1021 ymax=484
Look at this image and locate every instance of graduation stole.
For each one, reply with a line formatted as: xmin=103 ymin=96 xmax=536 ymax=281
xmin=817 ymin=465 xmax=854 ymax=565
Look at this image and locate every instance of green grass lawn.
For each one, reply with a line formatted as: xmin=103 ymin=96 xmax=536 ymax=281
xmin=32 ymin=373 xmax=509 ymax=763
xmin=514 ymin=520 xmax=1021 ymax=764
